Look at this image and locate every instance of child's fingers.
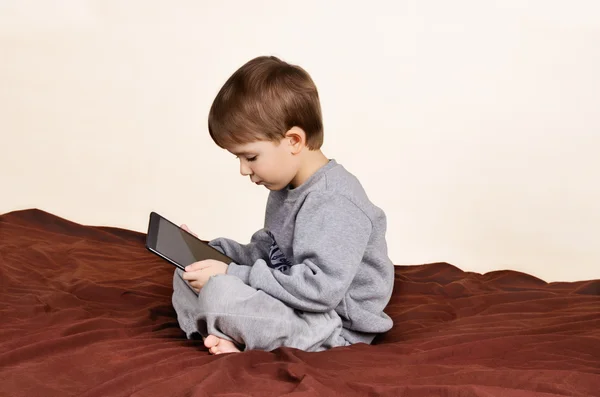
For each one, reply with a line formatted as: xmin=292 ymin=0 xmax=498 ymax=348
xmin=188 ymin=281 xmax=201 ymax=293
xmin=181 ymin=271 xmax=195 ymax=280
xmin=181 ymin=269 xmax=203 ymax=280
xmin=185 ymin=277 xmax=205 ymax=293
xmin=181 ymin=224 xmax=198 ymax=237
xmin=185 ymin=260 xmax=211 ymax=272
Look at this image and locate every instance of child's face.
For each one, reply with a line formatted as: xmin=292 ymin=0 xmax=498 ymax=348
xmin=227 ymin=138 xmax=300 ymax=191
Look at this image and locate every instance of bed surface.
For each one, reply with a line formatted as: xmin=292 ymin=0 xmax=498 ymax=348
xmin=1 ymin=209 xmax=598 ymax=396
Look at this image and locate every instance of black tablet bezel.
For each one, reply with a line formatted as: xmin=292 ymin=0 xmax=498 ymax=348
xmin=145 ymin=212 xmax=233 ymax=270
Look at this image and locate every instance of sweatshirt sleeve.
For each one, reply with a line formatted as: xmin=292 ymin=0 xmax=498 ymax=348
xmin=209 ymin=229 xmax=272 ymax=282
xmin=242 ymin=192 xmax=372 ymax=312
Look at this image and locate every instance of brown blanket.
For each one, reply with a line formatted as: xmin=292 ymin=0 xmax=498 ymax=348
xmin=0 ymin=209 xmax=598 ymax=397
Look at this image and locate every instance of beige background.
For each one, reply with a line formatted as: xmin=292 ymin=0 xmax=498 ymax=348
xmin=1 ymin=1 xmax=599 ymax=282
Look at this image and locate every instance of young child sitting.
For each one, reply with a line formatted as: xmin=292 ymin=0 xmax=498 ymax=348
xmin=172 ymin=55 xmax=395 ymax=354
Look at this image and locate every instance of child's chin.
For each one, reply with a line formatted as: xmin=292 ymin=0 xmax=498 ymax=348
xmin=263 ymin=183 xmax=281 ymax=191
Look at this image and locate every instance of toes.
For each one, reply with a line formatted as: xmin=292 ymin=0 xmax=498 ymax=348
xmin=204 ymin=334 xmax=220 ymax=349
xmin=204 ymin=335 xmax=241 ymax=355
xmin=218 ymin=339 xmax=241 ymax=353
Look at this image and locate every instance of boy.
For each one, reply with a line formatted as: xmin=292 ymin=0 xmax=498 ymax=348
xmin=172 ymin=56 xmax=394 ymax=354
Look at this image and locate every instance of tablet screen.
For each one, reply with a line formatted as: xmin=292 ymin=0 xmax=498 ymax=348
xmin=146 ymin=212 xmax=233 ymax=269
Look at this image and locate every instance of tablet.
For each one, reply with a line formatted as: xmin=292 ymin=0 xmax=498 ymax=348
xmin=145 ymin=212 xmax=233 ymax=271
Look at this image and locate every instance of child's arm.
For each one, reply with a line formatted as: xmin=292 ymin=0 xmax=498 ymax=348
xmin=226 ymin=192 xmax=372 ymax=312
xmin=209 ymin=229 xmax=272 ymax=267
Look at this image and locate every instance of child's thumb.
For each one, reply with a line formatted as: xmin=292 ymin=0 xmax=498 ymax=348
xmin=181 ymin=224 xmax=198 ymax=237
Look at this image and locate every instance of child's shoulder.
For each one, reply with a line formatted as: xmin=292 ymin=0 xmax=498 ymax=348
xmin=306 ymin=161 xmax=383 ymax=219
xmin=319 ymin=161 xmax=369 ymax=200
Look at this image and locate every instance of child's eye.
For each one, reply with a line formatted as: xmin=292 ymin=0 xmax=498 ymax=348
xmin=247 ymin=156 xmax=257 ymax=162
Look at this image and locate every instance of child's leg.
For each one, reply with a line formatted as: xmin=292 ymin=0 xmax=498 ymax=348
xmin=172 ymin=269 xmax=209 ymax=338
xmin=172 ymin=270 xmax=348 ymax=352
xmin=197 ymin=274 xmax=348 ymax=352
xmin=170 ymin=274 xmax=239 ymax=354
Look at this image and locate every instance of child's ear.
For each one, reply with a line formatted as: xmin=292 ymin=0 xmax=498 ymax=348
xmin=285 ymin=127 xmax=306 ymax=155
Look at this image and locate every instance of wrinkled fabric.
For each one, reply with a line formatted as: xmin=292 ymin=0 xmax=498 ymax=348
xmin=0 ymin=209 xmax=598 ymax=397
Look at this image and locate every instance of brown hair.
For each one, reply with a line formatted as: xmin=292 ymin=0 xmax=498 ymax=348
xmin=208 ymin=56 xmax=323 ymax=150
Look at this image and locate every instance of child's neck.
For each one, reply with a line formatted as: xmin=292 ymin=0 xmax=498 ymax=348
xmin=290 ymin=149 xmax=329 ymax=188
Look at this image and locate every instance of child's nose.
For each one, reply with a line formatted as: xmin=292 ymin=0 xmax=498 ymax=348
xmin=240 ymin=161 xmax=252 ymax=176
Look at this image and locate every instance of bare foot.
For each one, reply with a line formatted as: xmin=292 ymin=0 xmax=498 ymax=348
xmin=204 ymin=334 xmax=241 ymax=355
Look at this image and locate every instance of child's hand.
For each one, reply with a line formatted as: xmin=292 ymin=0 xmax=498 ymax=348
xmin=181 ymin=223 xmax=209 ymax=243
xmin=181 ymin=224 xmax=197 ymax=237
xmin=181 ymin=259 xmax=228 ymax=293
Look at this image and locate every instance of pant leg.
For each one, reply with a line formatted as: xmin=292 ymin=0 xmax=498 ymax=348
xmin=172 ymin=269 xmax=348 ymax=352
xmin=172 ymin=269 xmax=205 ymax=338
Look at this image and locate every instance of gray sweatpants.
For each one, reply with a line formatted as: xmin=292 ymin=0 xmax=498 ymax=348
xmin=172 ymin=269 xmax=349 ymax=352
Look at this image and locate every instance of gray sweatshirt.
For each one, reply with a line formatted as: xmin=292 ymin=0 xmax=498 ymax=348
xmin=210 ymin=160 xmax=394 ymax=344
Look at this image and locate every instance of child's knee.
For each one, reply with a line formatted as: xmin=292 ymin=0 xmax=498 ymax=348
xmin=198 ymin=275 xmax=241 ymax=312
xmin=205 ymin=274 xmax=241 ymax=291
